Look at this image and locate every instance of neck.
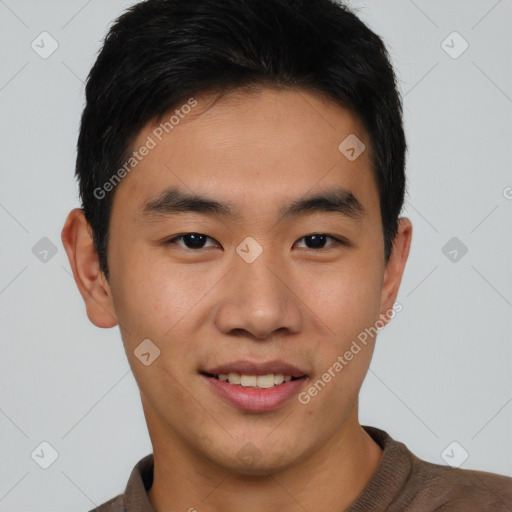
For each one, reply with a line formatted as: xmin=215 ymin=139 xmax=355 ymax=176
xmin=147 ymin=407 xmax=382 ymax=512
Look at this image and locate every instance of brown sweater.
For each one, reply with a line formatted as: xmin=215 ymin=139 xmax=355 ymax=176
xmin=90 ymin=426 xmax=512 ymax=511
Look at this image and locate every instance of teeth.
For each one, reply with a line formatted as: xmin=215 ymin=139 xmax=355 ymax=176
xmin=274 ymin=374 xmax=284 ymax=385
xmin=256 ymin=374 xmax=275 ymax=388
xmin=216 ymin=373 xmax=298 ymax=388
xmin=227 ymin=372 xmax=241 ymax=385
xmin=240 ymin=375 xmax=257 ymax=387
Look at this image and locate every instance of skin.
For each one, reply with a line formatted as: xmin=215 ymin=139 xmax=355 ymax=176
xmin=62 ymin=87 xmax=412 ymax=511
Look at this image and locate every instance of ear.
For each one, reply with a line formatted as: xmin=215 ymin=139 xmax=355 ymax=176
xmin=378 ymin=217 xmax=412 ymax=325
xmin=61 ymin=208 xmax=118 ymax=328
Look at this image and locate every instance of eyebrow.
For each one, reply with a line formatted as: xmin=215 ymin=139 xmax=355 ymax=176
xmin=141 ymin=186 xmax=365 ymax=223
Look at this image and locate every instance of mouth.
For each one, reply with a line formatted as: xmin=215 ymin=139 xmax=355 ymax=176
xmin=202 ymin=372 xmax=304 ymax=389
xmin=199 ymin=360 xmax=308 ymax=412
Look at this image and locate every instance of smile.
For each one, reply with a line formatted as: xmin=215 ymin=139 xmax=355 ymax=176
xmin=205 ymin=372 xmax=301 ymax=389
xmin=200 ymin=361 xmax=309 ymax=412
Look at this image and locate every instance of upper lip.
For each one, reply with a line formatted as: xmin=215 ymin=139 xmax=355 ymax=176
xmin=202 ymin=360 xmax=308 ymax=378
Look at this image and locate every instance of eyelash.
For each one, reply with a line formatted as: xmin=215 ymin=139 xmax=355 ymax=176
xmin=164 ymin=233 xmax=348 ymax=251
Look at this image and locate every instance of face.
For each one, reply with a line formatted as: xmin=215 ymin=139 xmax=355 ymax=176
xmin=69 ymin=87 xmax=410 ymax=474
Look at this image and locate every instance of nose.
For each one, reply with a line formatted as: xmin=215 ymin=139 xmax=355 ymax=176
xmin=213 ymin=248 xmax=303 ymax=341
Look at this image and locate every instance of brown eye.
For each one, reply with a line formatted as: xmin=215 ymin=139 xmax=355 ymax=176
xmin=166 ymin=233 xmax=218 ymax=249
xmin=295 ymin=234 xmax=343 ymax=250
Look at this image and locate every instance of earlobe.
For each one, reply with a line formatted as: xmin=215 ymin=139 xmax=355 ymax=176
xmin=61 ymin=208 xmax=118 ymax=328
xmin=378 ymin=217 xmax=412 ymax=325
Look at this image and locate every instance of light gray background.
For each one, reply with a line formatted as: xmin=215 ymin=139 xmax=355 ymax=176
xmin=1 ymin=0 xmax=511 ymax=510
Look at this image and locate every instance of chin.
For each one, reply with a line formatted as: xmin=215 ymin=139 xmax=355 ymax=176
xmin=206 ymin=439 xmax=305 ymax=476
xmin=224 ymin=456 xmax=295 ymax=477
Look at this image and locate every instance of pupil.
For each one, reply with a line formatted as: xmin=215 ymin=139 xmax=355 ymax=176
xmin=306 ymin=234 xmax=326 ymax=249
xmin=184 ymin=233 xmax=206 ymax=248
xmin=182 ymin=234 xmax=327 ymax=249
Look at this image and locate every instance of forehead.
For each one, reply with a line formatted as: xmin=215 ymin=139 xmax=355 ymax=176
xmin=110 ymin=87 xmax=378 ymax=222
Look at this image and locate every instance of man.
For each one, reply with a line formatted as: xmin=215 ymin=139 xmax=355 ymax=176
xmin=61 ymin=0 xmax=512 ymax=510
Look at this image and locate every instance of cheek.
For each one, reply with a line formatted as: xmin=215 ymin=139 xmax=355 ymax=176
xmin=110 ymin=267 xmax=168 ymax=341
xmin=109 ymin=244 xmax=206 ymax=340
xmin=298 ymin=257 xmax=382 ymax=345
xmin=108 ymin=253 xmax=204 ymax=401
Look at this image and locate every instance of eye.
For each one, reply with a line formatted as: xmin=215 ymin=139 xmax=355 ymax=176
xmin=164 ymin=233 xmax=347 ymax=251
xmin=294 ymin=234 xmax=344 ymax=250
xmin=165 ymin=233 xmax=219 ymax=249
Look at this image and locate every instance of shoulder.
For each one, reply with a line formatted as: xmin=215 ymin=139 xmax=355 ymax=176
xmin=88 ymin=494 xmax=124 ymax=512
xmin=86 ymin=453 xmax=154 ymax=512
xmin=359 ymin=426 xmax=512 ymax=511
xmin=407 ymin=456 xmax=512 ymax=510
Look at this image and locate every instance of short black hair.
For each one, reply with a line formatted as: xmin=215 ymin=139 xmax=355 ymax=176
xmin=76 ymin=0 xmax=406 ymax=281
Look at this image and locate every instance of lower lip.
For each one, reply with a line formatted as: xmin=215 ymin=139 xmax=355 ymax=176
xmin=201 ymin=374 xmax=307 ymax=412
